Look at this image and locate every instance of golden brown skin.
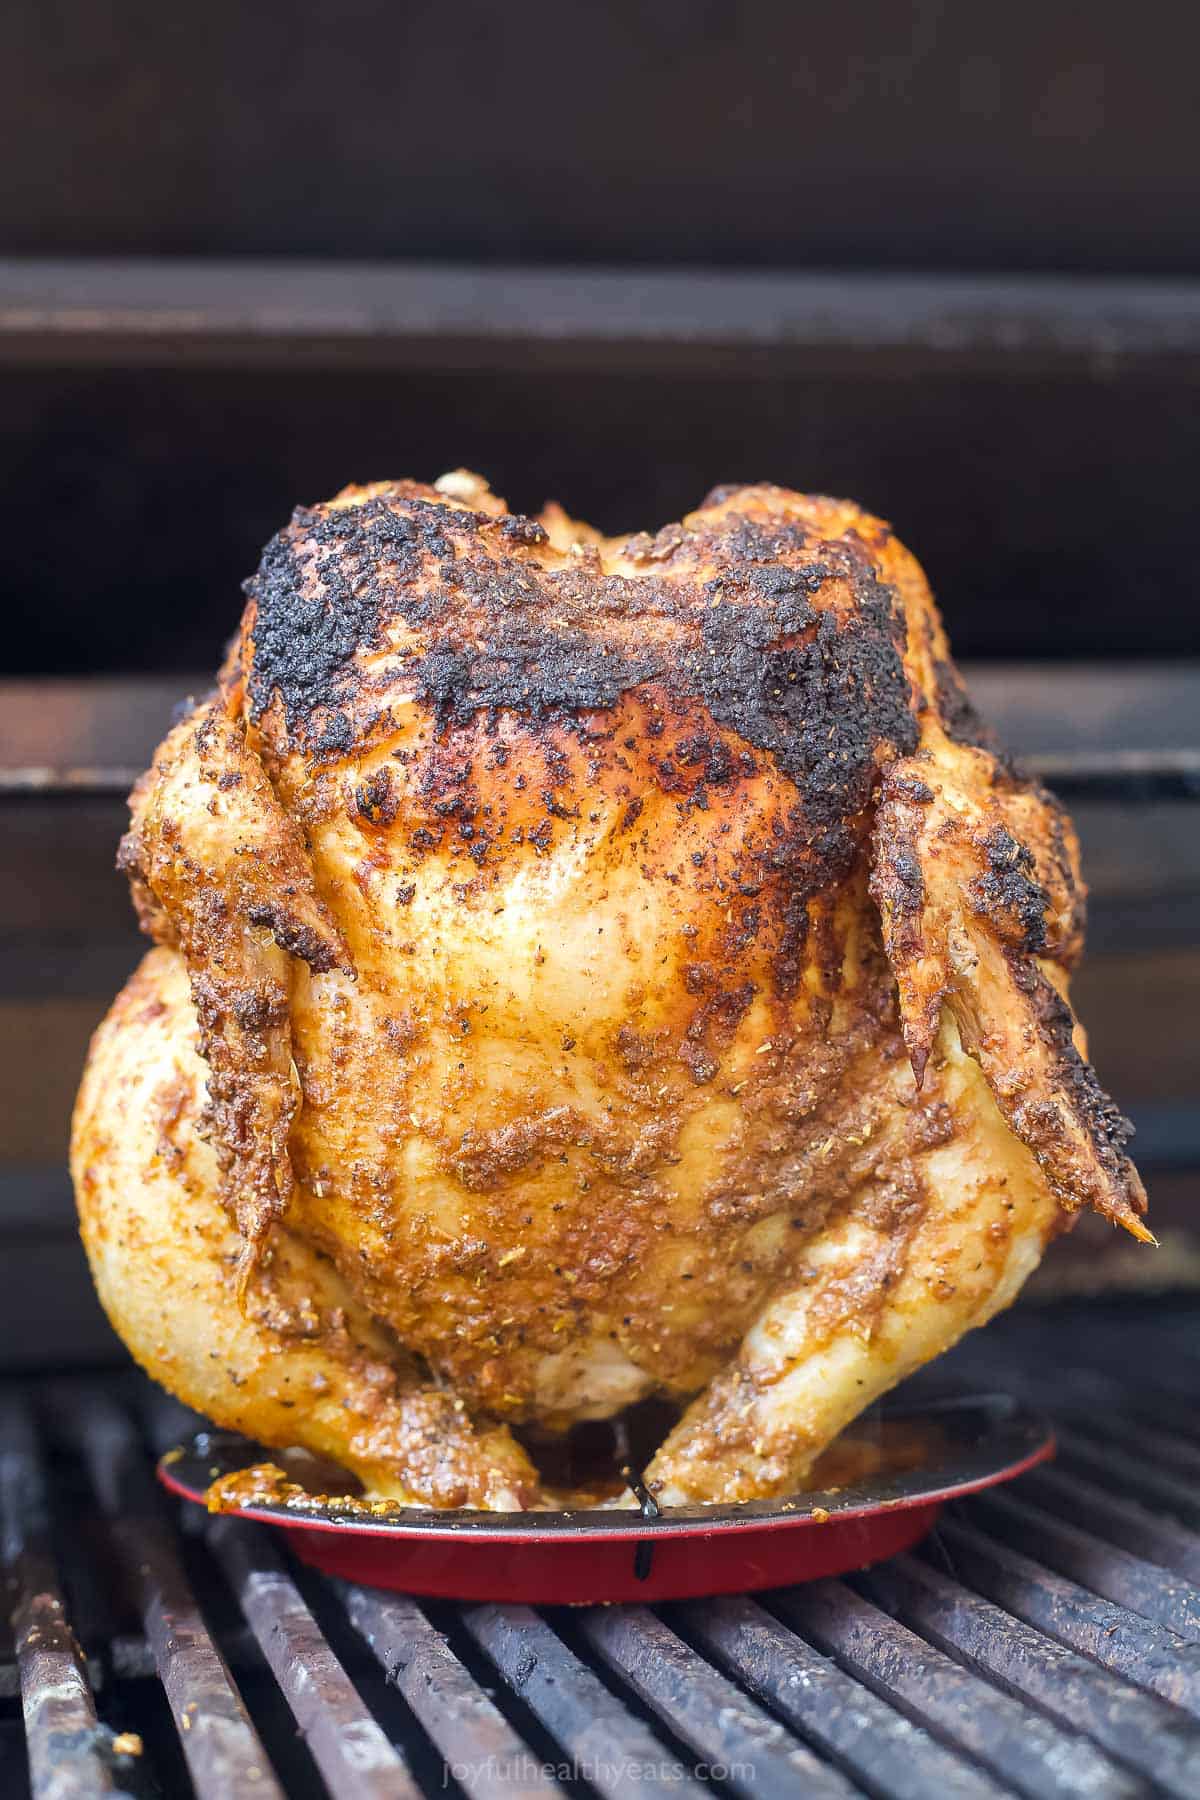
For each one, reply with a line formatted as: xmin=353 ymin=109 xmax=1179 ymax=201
xmin=72 ymin=472 xmax=1148 ymax=1507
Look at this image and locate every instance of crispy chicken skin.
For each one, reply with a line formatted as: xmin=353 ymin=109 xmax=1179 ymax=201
xmin=72 ymin=473 xmax=1147 ymax=1508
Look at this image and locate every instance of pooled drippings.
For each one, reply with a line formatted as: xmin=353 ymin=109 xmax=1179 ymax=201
xmin=205 ymin=1415 xmax=946 ymax=1517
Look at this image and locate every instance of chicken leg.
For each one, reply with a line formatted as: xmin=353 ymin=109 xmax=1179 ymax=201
xmin=646 ymin=1010 xmax=1060 ymax=1503
xmin=73 ymin=948 xmax=539 ymax=1508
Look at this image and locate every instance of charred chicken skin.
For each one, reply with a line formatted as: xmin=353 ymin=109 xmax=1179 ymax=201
xmin=72 ymin=473 xmax=1148 ymax=1508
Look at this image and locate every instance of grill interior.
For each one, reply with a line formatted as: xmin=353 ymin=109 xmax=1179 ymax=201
xmin=4 ymin=1298 xmax=1199 ymax=1799
xmin=5 ymin=16 xmax=1200 ymax=1794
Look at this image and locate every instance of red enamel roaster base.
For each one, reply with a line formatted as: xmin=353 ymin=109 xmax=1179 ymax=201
xmin=159 ymin=1393 xmax=1052 ymax=1605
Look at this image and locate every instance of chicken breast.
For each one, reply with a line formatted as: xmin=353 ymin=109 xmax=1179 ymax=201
xmin=72 ymin=473 xmax=1147 ymax=1507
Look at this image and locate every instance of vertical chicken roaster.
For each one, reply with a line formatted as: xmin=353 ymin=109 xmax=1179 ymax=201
xmin=72 ymin=473 xmax=1147 ymax=1508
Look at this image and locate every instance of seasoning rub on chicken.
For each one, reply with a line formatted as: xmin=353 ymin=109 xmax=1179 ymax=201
xmin=72 ymin=472 xmax=1148 ymax=1508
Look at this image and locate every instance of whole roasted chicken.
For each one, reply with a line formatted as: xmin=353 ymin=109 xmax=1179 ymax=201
xmin=72 ymin=473 xmax=1148 ymax=1509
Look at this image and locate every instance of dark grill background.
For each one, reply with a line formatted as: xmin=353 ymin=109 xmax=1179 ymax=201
xmin=4 ymin=1 xmax=1200 ymax=273
xmin=4 ymin=265 xmax=1200 ymax=671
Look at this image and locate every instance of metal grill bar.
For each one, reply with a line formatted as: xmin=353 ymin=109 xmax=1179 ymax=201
xmin=1043 ymin=1411 xmax=1200 ymax=1483
xmin=51 ymin=1391 xmax=284 ymax=1800
xmin=4 ymin=261 xmax=1200 ymax=373
xmin=773 ymin=1577 xmax=1139 ymax=1800
xmin=1023 ymin=1464 xmax=1200 ymax=1583
xmin=971 ymin=1488 xmax=1200 ymax=1642
xmin=1058 ymin=1433 xmax=1200 ymax=1526
xmin=339 ymin=1583 xmax=561 ymax=1800
xmin=0 ymin=1401 xmax=126 ymax=1800
xmin=580 ymin=1605 xmax=859 ymax=1800
xmin=675 ymin=1592 xmax=1006 ymax=1800
xmin=3 ymin=1302 xmax=1200 ymax=1798
xmin=934 ymin=1515 xmax=1200 ymax=1714
xmin=866 ymin=1553 xmax=1200 ymax=1798
xmin=1057 ymin=1414 xmax=1200 ymax=1485
xmin=461 ymin=1605 xmax=710 ymax=1800
xmin=207 ymin=1518 xmax=418 ymax=1800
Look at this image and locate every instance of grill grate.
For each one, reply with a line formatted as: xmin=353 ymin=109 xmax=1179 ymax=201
xmin=2 ymin=1300 xmax=1199 ymax=1799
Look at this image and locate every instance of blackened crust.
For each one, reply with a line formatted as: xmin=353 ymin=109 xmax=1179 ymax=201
xmin=1007 ymin=953 xmax=1143 ymax=1215
xmin=933 ymin=655 xmax=996 ymax=751
xmin=242 ymin=489 xmax=919 ymax=844
xmin=246 ymin=902 xmax=342 ymax=973
xmin=969 ymin=825 xmax=1050 ymax=953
